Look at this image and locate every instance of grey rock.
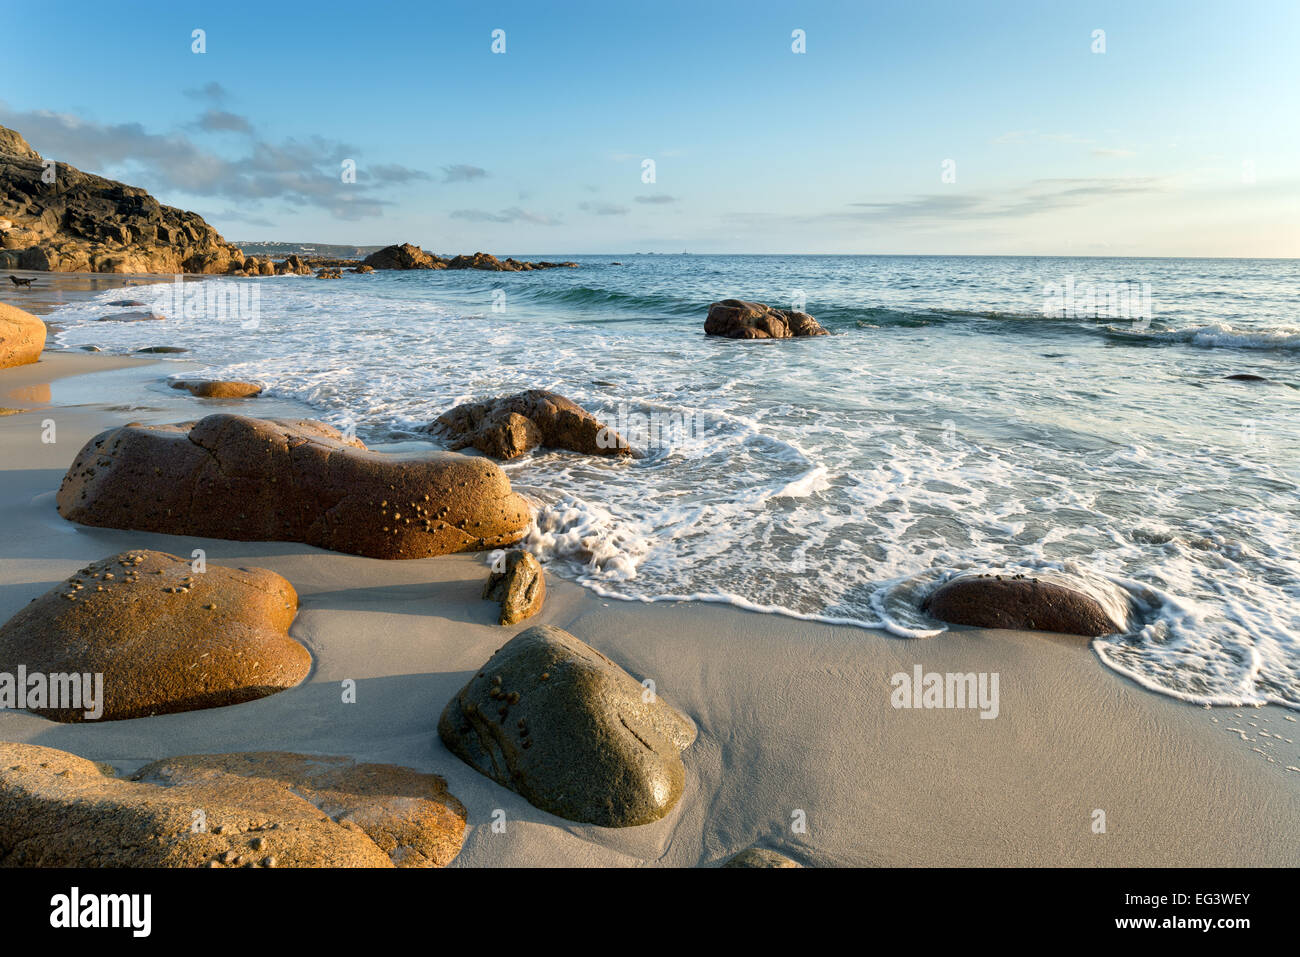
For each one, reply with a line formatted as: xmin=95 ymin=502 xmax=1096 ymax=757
xmin=438 ymin=625 xmax=696 ymax=827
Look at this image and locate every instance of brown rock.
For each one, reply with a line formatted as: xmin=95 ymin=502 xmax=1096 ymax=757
xmin=315 ymin=267 xmax=342 ymax=279
xmin=56 ymin=414 xmax=532 ymax=560
xmin=273 ymin=254 xmax=312 ymax=276
xmin=483 ymin=550 xmax=545 ymax=625
xmin=0 ymin=301 xmax=45 ymax=369
xmin=704 ymin=299 xmax=828 ymax=339
xmin=722 ymin=847 xmax=802 ymax=868
xmin=429 ymin=389 xmax=630 ymax=460
xmin=0 ymin=743 xmax=465 ymax=867
xmin=922 ymin=570 xmax=1136 ymax=637
xmin=362 ymin=243 xmax=444 ymax=270
xmin=170 ymin=379 xmax=263 ymax=399
xmin=0 ymin=549 xmax=308 ymax=721
xmin=438 ymin=624 xmax=696 ymax=827
xmin=350 ymin=264 xmax=375 ymax=274
xmin=0 ymin=125 xmax=246 ymax=275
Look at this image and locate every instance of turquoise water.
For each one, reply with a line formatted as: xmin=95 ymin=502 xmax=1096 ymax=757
xmin=50 ymin=255 xmax=1300 ymax=708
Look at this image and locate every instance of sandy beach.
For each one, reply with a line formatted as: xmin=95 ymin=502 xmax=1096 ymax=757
xmin=0 ymin=276 xmax=1296 ymax=868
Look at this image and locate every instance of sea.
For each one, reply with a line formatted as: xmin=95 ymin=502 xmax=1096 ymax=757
xmin=46 ymin=254 xmax=1300 ymax=709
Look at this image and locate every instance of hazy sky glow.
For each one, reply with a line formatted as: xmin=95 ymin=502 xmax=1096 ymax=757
xmin=2 ymin=0 xmax=1297 ymax=256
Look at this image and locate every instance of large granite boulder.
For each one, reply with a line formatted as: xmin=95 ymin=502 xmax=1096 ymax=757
xmin=56 ymin=414 xmax=532 ymax=559
xmin=0 ymin=125 xmax=246 ymax=275
xmin=429 ymin=389 xmax=630 ymax=460
xmin=922 ymin=570 xmax=1137 ymax=637
xmin=363 ymin=243 xmax=445 ymax=270
xmin=438 ymin=624 xmax=696 ymax=827
xmin=0 ymin=743 xmax=465 ymax=867
xmin=0 ymin=549 xmax=308 ymax=721
xmin=0 ymin=301 xmax=44 ymax=368
xmin=483 ymin=549 xmax=545 ymax=625
xmin=704 ymin=299 xmax=828 ymax=339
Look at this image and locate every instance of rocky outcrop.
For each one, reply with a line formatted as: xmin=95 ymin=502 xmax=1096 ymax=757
xmin=0 ymin=301 xmax=45 ymax=368
xmin=722 ymin=847 xmax=802 ymax=868
xmin=445 ymin=252 xmax=578 ymax=271
xmin=0 ymin=125 xmax=247 ymax=274
xmin=0 ymin=549 xmax=308 ymax=721
xmin=350 ymin=264 xmax=375 ymax=274
xmin=483 ymin=550 xmax=545 ymax=625
xmin=362 ymin=243 xmax=578 ymax=272
xmin=56 ymin=414 xmax=532 ymax=560
xmin=921 ymin=570 xmax=1136 ymax=637
xmin=429 ymin=389 xmax=629 ymax=460
xmin=315 ymin=267 xmax=342 ymax=279
xmin=363 ymin=243 xmax=444 ymax=270
xmin=704 ymin=299 xmax=828 ymax=339
xmin=0 ymin=743 xmax=465 ymax=867
xmin=170 ymin=379 xmax=263 ymax=398
xmin=438 ymin=624 xmax=696 ymax=827
xmin=274 ymin=254 xmax=312 ymax=276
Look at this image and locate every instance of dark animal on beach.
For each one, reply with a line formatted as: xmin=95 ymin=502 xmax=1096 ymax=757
xmin=8 ymin=276 xmax=36 ymax=288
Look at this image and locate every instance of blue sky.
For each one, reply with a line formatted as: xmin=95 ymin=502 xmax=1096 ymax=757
xmin=2 ymin=0 xmax=1296 ymax=255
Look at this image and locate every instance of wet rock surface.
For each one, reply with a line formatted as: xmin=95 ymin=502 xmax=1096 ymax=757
xmin=483 ymin=549 xmax=546 ymax=625
xmin=170 ymin=378 xmax=263 ymax=398
xmin=922 ymin=570 xmax=1136 ymax=637
xmin=438 ymin=624 xmax=696 ymax=827
xmin=430 ymin=389 xmax=629 ymax=460
xmin=704 ymin=299 xmax=829 ymax=339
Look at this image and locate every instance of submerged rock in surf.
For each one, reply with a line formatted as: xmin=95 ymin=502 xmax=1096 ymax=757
xmin=922 ymin=569 xmax=1136 ymax=637
xmin=428 ymin=389 xmax=630 ymax=460
xmin=704 ymin=299 xmax=828 ymax=339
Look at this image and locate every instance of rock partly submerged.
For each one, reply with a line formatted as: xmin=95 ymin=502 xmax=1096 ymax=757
xmin=170 ymin=378 xmax=262 ymax=398
xmin=922 ymin=569 xmax=1137 ymax=637
xmin=0 ymin=301 xmax=44 ymax=369
xmin=704 ymin=299 xmax=828 ymax=339
xmin=362 ymin=242 xmax=578 ymax=272
xmin=0 ymin=549 xmax=308 ymax=721
xmin=483 ymin=549 xmax=546 ymax=625
xmin=438 ymin=624 xmax=696 ymax=827
xmin=429 ymin=389 xmax=630 ymax=460
xmin=0 ymin=743 xmax=465 ymax=867
xmin=56 ymin=414 xmax=532 ymax=559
